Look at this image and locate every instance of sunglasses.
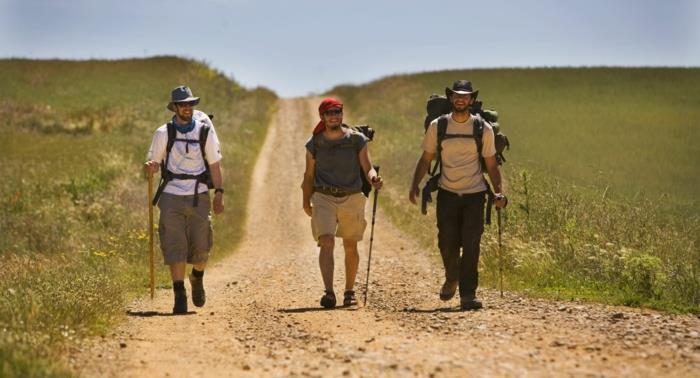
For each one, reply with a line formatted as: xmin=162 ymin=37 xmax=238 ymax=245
xmin=323 ymin=108 xmax=343 ymax=116
xmin=176 ymin=101 xmax=196 ymax=107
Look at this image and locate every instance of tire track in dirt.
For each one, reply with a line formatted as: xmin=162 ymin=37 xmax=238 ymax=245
xmin=74 ymin=98 xmax=700 ymax=377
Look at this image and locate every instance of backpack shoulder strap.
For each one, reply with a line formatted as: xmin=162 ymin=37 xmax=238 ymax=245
xmin=472 ymin=115 xmax=484 ymax=157
xmin=199 ymin=124 xmax=210 ymax=161
xmin=165 ymin=122 xmax=176 ymax=156
xmin=430 ymin=115 xmax=449 ymax=176
xmin=436 ymin=115 xmax=449 ymax=152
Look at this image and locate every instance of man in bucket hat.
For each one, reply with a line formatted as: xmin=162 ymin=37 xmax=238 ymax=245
xmin=409 ymin=80 xmax=507 ymax=310
xmin=144 ymin=85 xmax=224 ymax=314
xmin=302 ymin=98 xmax=383 ymax=308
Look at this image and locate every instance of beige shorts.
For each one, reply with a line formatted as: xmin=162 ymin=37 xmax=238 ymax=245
xmin=158 ymin=193 xmax=213 ymax=265
xmin=311 ymin=192 xmax=367 ymax=242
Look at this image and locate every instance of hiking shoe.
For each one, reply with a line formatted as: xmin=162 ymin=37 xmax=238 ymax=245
xmin=343 ymin=290 xmax=357 ymax=307
xmin=189 ymin=274 xmax=206 ymax=307
xmin=173 ymin=290 xmax=188 ymax=314
xmin=320 ymin=290 xmax=336 ymax=309
xmin=439 ymin=280 xmax=458 ymax=301
xmin=460 ymin=297 xmax=483 ymax=311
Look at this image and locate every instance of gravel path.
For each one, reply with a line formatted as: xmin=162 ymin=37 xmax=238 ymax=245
xmin=73 ymin=98 xmax=700 ymax=377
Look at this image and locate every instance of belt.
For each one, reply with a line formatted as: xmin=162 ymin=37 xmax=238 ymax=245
xmin=314 ymin=186 xmax=360 ymax=197
xmin=438 ymin=188 xmax=487 ymax=198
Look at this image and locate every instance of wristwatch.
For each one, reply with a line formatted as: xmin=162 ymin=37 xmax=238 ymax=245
xmin=214 ymin=188 xmax=224 ymax=194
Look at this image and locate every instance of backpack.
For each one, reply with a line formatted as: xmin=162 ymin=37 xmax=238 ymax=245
xmin=311 ymin=124 xmax=375 ymax=197
xmin=152 ymin=114 xmax=215 ymax=207
xmin=421 ymin=96 xmax=510 ymax=223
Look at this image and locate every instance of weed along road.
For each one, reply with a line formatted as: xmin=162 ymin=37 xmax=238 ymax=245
xmin=74 ymin=98 xmax=700 ymax=377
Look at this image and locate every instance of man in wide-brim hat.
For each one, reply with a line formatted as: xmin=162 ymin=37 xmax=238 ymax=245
xmin=410 ymin=79 xmax=507 ymax=311
xmin=167 ymin=85 xmax=200 ymax=111
xmin=445 ymin=79 xmax=479 ymax=99
xmin=144 ymin=85 xmax=225 ymax=314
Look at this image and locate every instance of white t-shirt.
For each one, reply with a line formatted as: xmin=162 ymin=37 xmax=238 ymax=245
xmin=147 ymin=110 xmax=222 ymax=196
xmin=422 ymin=113 xmax=496 ymax=194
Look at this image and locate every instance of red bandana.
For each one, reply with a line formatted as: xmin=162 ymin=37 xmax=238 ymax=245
xmin=312 ymin=97 xmax=343 ymax=135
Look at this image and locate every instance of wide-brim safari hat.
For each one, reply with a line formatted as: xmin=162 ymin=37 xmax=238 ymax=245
xmin=445 ymin=80 xmax=479 ymax=99
xmin=167 ymin=85 xmax=200 ymax=111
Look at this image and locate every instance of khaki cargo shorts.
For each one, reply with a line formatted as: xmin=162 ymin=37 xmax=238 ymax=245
xmin=158 ymin=193 xmax=213 ymax=265
xmin=311 ymin=192 xmax=367 ymax=242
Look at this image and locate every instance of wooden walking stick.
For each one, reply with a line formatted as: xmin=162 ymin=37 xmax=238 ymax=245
xmin=148 ymin=172 xmax=155 ymax=299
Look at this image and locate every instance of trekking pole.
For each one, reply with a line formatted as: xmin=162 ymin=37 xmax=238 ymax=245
xmin=148 ymin=172 xmax=155 ymax=300
xmin=497 ymin=208 xmax=504 ymax=298
xmin=363 ymin=166 xmax=380 ymax=307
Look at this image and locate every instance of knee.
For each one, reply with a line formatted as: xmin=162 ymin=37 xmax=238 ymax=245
xmin=318 ymin=235 xmax=335 ymax=251
xmin=343 ymin=240 xmax=359 ymax=254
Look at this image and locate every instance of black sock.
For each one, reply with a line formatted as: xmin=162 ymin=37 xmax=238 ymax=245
xmin=173 ymin=280 xmax=185 ymax=292
xmin=191 ymin=268 xmax=204 ymax=278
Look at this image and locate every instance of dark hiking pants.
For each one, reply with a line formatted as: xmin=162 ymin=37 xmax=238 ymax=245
xmin=436 ymin=188 xmax=486 ymax=299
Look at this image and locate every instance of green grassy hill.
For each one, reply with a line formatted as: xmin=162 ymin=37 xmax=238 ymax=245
xmin=330 ymin=67 xmax=700 ymax=313
xmin=0 ymin=57 xmax=276 ymax=376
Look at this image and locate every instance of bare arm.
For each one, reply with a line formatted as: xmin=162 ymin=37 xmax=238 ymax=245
xmin=483 ymin=155 xmax=507 ymax=208
xmin=209 ymin=161 xmax=224 ymax=214
xmin=301 ymin=150 xmax=316 ymax=217
xmin=409 ymin=151 xmax=436 ymax=204
xmin=358 ymin=145 xmax=382 ymax=189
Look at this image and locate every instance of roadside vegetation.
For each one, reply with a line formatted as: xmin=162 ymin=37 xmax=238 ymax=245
xmin=0 ymin=57 xmax=276 ymax=376
xmin=331 ymin=67 xmax=700 ymax=313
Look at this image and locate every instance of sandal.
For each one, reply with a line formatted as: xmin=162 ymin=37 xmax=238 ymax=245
xmin=320 ymin=290 xmax=336 ymax=308
xmin=343 ymin=290 xmax=357 ymax=306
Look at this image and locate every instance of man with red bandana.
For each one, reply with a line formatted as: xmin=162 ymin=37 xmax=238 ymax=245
xmin=301 ymin=98 xmax=383 ymax=308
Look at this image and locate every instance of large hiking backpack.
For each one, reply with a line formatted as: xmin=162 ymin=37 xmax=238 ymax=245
xmin=152 ymin=114 xmax=215 ymax=207
xmin=311 ymin=124 xmax=375 ymax=197
xmin=421 ymin=95 xmax=510 ymax=223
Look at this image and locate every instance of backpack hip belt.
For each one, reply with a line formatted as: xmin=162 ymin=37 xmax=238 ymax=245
xmin=152 ymin=171 xmax=211 ymax=207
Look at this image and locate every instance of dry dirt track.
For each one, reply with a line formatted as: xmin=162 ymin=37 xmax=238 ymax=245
xmin=74 ymin=98 xmax=700 ymax=377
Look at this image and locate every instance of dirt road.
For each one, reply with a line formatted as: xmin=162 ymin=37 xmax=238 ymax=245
xmin=74 ymin=98 xmax=700 ymax=377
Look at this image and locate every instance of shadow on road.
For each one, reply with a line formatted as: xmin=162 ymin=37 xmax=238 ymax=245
xmin=278 ymin=306 xmax=360 ymax=314
xmin=400 ymin=307 xmax=465 ymax=313
xmin=126 ymin=310 xmax=197 ymax=317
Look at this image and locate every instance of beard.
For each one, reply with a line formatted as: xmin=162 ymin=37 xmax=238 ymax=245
xmin=452 ymin=103 xmax=469 ymax=113
xmin=326 ymin=121 xmax=342 ymax=130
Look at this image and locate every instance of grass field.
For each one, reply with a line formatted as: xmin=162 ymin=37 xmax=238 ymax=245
xmin=0 ymin=57 xmax=276 ymax=376
xmin=330 ymin=67 xmax=700 ymax=313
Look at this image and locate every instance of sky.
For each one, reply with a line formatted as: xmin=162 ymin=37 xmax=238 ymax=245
xmin=1 ymin=0 xmax=698 ymax=97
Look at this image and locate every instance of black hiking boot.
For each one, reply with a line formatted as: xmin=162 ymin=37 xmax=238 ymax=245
xmin=439 ymin=280 xmax=458 ymax=301
xmin=343 ymin=290 xmax=357 ymax=307
xmin=189 ymin=274 xmax=206 ymax=307
xmin=320 ymin=290 xmax=336 ymax=309
xmin=173 ymin=290 xmax=188 ymax=314
xmin=460 ymin=296 xmax=483 ymax=311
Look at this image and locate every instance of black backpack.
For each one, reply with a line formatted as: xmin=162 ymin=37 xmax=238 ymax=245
xmin=310 ymin=124 xmax=376 ymax=197
xmin=152 ymin=115 xmax=215 ymax=207
xmin=421 ymin=96 xmax=510 ymax=223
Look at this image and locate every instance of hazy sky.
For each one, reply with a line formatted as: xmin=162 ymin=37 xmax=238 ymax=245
xmin=1 ymin=0 xmax=698 ymax=96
